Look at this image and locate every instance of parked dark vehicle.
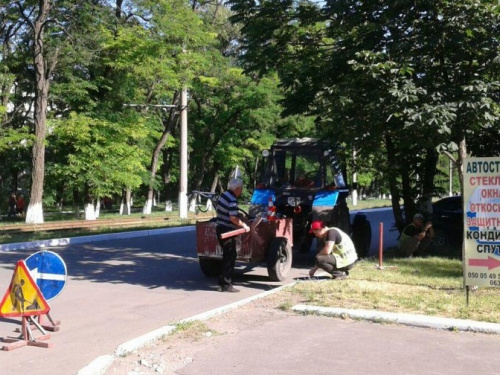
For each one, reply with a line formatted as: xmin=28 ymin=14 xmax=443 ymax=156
xmin=429 ymin=195 xmax=463 ymax=258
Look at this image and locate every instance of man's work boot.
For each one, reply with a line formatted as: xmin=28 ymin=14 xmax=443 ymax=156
xmin=331 ymin=271 xmax=347 ymax=280
xmin=221 ymin=285 xmax=240 ymax=293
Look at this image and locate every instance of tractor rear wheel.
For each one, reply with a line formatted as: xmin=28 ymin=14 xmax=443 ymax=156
xmin=266 ymin=238 xmax=292 ymax=281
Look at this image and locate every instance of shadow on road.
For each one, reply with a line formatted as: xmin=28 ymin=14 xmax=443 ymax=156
xmin=0 ymin=232 xmax=317 ymax=294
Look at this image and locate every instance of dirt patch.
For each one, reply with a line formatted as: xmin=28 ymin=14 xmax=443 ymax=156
xmin=103 ymin=292 xmax=304 ymax=375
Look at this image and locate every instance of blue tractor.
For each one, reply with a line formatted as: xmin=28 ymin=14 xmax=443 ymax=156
xmin=249 ymin=138 xmax=372 ymax=257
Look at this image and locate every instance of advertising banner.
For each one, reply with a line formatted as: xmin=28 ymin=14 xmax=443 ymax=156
xmin=463 ymin=157 xmax=500 ymax=287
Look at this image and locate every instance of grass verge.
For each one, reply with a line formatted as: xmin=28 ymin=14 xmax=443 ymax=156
xmin=279 ymin=256 xmax=500 ymax=323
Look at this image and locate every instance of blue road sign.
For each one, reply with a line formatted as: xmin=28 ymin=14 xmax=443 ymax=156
xmin=25 ymin=251 xmax=67 ymax=301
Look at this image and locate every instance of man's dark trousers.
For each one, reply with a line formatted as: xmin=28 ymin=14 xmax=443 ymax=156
xmin=216 ymin=226 xmax=237 ymax=286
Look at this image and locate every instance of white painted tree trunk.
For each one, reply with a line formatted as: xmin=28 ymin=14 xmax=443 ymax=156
xmin=94 ymin=199 xmax=101 ymax=218
xmin=188 ymin=196 xmax=197 ymax=212
xmin=120 ymin=189 xmax=132 ymax=215
xmin=84 ymin=202 xmax=97 ymax=220
xmin=119 ymin=202 xmax=131 ymax=215
xmin=165 ymin=200 xmax=172 ymax=211
xmin=142 ymin=198 xmax=153 ymax=215
xmin=206 ymin=198 xmax=213 ymax=211
xmin=25 ymin=202 xmax=44 ymax=224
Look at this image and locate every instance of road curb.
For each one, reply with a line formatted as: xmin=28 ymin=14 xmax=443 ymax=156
xmin=0 ymin=226 xmax=194 ymax=252
xmin=75 ymin=355 xmax=114 ymax=375
xmin=115 ymin=325 xmax=177 ymax=357
xmin=76 ymin=282 xmax=295 ymax=375
xmin=292 ymin=304 xmax=500 ymax=334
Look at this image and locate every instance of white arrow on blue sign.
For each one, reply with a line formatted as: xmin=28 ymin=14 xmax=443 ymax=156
xmin=25 ymin=250 xmax=67 ymax=301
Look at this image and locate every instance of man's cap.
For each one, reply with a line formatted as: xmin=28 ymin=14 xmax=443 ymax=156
xmin=309 ymin=220 xmax=324 ymax=233
xmin=413 ymin=213 xmax=424 ymax=220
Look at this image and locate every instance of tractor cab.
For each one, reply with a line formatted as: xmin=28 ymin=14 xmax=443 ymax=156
xmin=250 ymin=138 xmax=370 ymax=256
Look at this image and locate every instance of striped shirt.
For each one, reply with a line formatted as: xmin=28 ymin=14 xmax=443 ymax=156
xmin=216 ymin=190 xmax=238 ymax=229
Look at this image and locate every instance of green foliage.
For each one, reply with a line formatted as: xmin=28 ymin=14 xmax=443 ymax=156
xmin=230 ymin=0 xmax=500 ymax=207
xmin=189 ymin=67 xmax=283 ymax=187
xmin=0 ymin=127 xmax=33 ymax=153
xmin=48 ymin=112 xmax=148 ymax=197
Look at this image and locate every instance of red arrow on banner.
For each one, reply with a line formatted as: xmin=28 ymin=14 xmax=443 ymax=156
xmin=468 ymin=256 xmax=500 ymax=270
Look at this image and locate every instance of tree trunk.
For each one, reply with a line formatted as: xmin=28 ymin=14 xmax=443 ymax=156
xmin=143 ymin=192 xmax=153 ymax=215
xmin=73 ymin=188 xmax=80 ymax=218
xmin=84 ymin=185 xmax=96 ymax=220
xmin=161 ymin=148 xmax=174 ymax=185
xmin=418 ymin=147 xmax=439 ymax=219
xmin=143 ymin=107 xmax=178 ymax=214
xmin=385 ymin=134 xmax=405 ymax=232
xmin=56 ymin=184 xmax=65 ymax=210
xmin=457 ymin=138 xmax=467 ymax=196
xmin=120 ymin=188 xmax=132 ymax=215
xmin=25 ymin=0 xmax=53 ymax=224
xmin=217 ymin=178 xmax=224 ymax=192
xmin=95 ymin=197 xmax=101 ymax=218
xmin=210 ymin=175 xmax=219 ymax=192
xmin=253 ymin=156 xmax=260 ymax=188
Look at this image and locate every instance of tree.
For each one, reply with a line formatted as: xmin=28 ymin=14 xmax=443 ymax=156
xmin=6 ymin=0 xmax=106 ymax=222
xmin=11 ymin=0 xmax=55 ymax=223
xmin=189 ymin=68 xmax=291 ymax=193
xmin=48 ymin=112 xmax=148 ymax=219
xmin=230 ymin=0 xmax=500 ymax=228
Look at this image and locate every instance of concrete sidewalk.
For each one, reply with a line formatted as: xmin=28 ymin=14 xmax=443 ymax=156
xmin=77 ymin=281 xmax=500 ymax=375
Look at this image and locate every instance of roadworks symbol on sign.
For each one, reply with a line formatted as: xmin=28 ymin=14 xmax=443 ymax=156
xmin=0 ymin=260 xmax=50 ymax=318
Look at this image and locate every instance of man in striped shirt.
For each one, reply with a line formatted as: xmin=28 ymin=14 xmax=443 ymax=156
xmin=216 ymin=178 xmax=250 ymax=292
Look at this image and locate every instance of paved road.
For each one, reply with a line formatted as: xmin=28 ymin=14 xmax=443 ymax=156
xmin=0 ymin=208 xmax=404 ymax=375
xmin=0 ymin=227 xmax=315 ymax=375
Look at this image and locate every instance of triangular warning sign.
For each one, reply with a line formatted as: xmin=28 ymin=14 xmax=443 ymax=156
xmin=0 ymin=260 xmax=50 ymax=318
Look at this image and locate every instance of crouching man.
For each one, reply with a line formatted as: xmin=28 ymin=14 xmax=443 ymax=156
xmin=309 ymin=220 xmax=358 ymax=280
xmin=399 ymin=213 xmax=434 ymax=257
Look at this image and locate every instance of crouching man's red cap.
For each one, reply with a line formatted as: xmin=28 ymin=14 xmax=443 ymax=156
xmin=309 ymin=220 xmax=324 ymax=233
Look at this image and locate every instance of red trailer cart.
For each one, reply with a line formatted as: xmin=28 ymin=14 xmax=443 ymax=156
xmin=196 ymin=218 xmax=293 ymax=281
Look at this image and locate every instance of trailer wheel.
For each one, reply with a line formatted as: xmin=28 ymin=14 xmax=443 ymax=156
xmin=351 ymin=213 xmax=372 ymax=258
xmin=266 ymin=238 xmax=292 ymax=281
xmin=199 ymin=257 xmax=223 ymax=277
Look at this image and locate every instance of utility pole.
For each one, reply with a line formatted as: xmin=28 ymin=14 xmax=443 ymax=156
xmin=179 ymin=88 xmax=188 ymax=219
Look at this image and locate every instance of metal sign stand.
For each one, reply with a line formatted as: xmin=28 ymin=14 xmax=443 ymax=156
xmin=1 ymin=316 xmax=52 ymax=351
xmin=0 ymin=260 xmax=54 ymax=350
xmin=37 ymin=312 xmax=61 ymax=332
xmin=15 ymin=311 xmax=60 ymax=333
